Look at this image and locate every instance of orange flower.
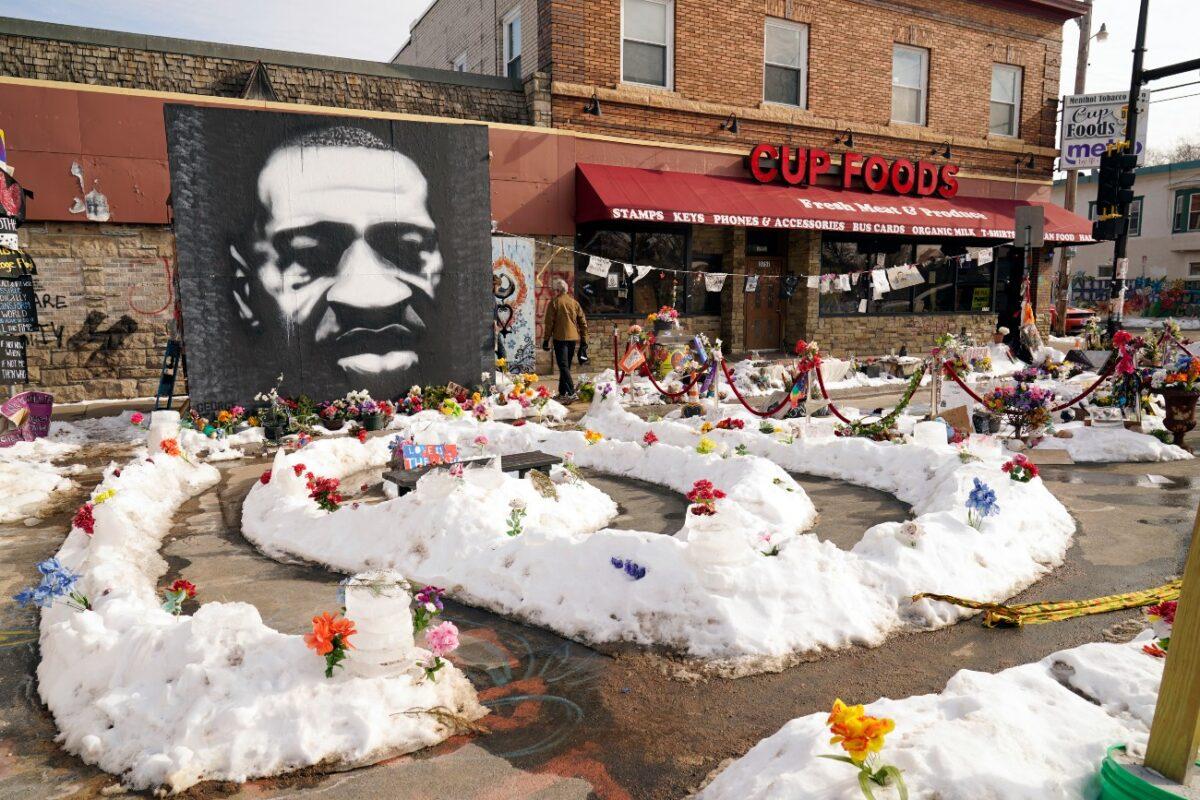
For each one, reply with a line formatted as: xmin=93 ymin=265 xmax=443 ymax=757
xmin=160 ymin=438 xmax=181 ymax=457
xmin=828 ymin=698 xmax=895 ymax=763
xmin=304 ymin=611 xmax=356 ymax=656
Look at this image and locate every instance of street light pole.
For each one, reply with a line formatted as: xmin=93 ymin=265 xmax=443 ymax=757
xmin=1055 ymin=1 xmax=1093 ymax=336
xmin=1106 ymin=0 xmax=1149 ymax=338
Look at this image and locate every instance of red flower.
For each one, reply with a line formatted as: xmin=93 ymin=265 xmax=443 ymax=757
xmin=73 ymin=502 xmax=96 ymax=536
xmin=643 ymin=431 xmax=659 ymax=446
xmin=1112 ymin=330 xmax=1132 ymax=348
xmin=794 ymin=339 xmax=809 ymax=355
xmin=716 ymin=418 xmax=745 ymax=430
xmin=259 ymin=469 xmax=273 ymax=485
xmin=356 ymin=427 xmax=368 ymax=444
xmin=513 ymin=419 xmax=527 ymax=427
xmin=686 ymin=479 xmax=726 ymax=515
xmin=1148 ymin=601 xmax=1177 ymax=626
xmin=160 ymin=438 xmax=181 ymax=457
xmin=293 ymin=463 xmax=306 ymax=477
xmin=306 ymin=473 xmax=343 ymax=512
xmin=305 ymin=611 xmax=356 ymax=656
xmin=169 ymin=579 xmax=197 ymax=599
xmin=130 ymin=411 xmax=144 ymax=425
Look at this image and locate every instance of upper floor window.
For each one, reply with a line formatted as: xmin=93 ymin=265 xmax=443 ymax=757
xmin=1174 ymin=189 xmax=1200 ymax=233
xmin=452 ymin=51 xmax=468 ymax=72
xmin=989 ymin=64 xmax=1022 ymax=137
xmin=502 ymin=9 xmax=521 ymax=79
xmin=622 ymin=0 xmax=673 ymax=88
xmin=891 ymin=44 xmax=928 ymax=126
xmin=1189 ymin=262 xmax=1200 ymax=280
xmin=763 ymin=19 xmax=808 ymax=107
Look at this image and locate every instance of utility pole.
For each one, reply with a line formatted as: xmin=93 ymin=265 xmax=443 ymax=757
xmin=1106 ymin=0 xmax=1149 ymax=339
xmin=1054 ymin=2 xmax=1093 ymax=336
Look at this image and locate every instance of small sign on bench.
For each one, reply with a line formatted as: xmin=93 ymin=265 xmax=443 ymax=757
xmin=398 ymin=443 xmax=459 ymax=470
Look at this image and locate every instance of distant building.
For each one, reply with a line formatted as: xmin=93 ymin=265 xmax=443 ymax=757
xmin=393 ymin=0 xmax=537 ymax=80
xmin=1053 ymin=159 xmax=1200 ymax=283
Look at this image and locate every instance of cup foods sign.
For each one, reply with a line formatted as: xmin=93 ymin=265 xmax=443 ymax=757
xmin=1060 ymin=91 xmax=1149 ymax=170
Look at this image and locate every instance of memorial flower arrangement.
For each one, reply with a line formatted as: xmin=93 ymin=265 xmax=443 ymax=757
xmin=304 ymin=471 xmax=344 ymax=512
xmin=982 ymin=379 xmax=1055 ymax=439
xmin=440 ymin=398 xmax=464 ymax=417
xmin=965 ymin=478 xmax=999 ymax=529
xmin=584 ymin=429 xmax=602 ymax=445
xmin=715 ymin=417 xmax=745 ymax=430
xmin=1001 ymin=453 xmax=1039 ymax=482
xmin=421 ymin=620 xmax=460 ymax=682
xmin=1148 ymin=354 xmax=1199 ymax=392
xmin=686 ymin=479 xmax=726 ymax=515
xmin=646 ymin=305 xmax=679 ymax=326
xmin=13 ymin=557 xmax=90 ymax=612
xmin=259 ymin=468 xmax=273 ymax=485
xmin=72 ymin=502 xmax=96 ymax=536
xmin=610 ymin=557 xmax=647 ymax=580
xmin=412 ymin=585 xmax=446 ymax=634
xmin=505 ymin=498 xmax=527 ymax=536
xmin=161 ymin=579 xmax=197 ymax=615
xmin=696 ymin=437 xmax=717 ymax=455
xmin=642 ymin=430 xmax=659 ymax=446
xmin=305 ymin=611 xmax=356 ymax=678
xmin=820 ymin=699 xmax=907 ymax=800
xmin=129 ymin=411 xmax=145 ymax=427
xmin=793 ymin=339 xmax=821 ymax=373
xmin=835 ymin=366 xmax=925 ymax=441
xmin=1143 ymin=600 xmax=1178 ymax=657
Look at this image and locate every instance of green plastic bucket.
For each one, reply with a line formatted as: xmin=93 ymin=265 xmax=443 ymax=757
xmin=1100 ymin=745 xmax=1198 ymax=800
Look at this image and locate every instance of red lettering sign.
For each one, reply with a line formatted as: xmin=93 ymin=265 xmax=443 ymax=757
xmin=747 ymin=144 xmax=960 ymax=198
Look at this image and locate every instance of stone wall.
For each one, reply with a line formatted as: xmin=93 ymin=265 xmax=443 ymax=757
xmin=14 ymin=222 xmax=179 ymax=404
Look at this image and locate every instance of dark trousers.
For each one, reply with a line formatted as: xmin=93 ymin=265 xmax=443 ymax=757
xmin=553 ymin=340 xmax=577 ymax=397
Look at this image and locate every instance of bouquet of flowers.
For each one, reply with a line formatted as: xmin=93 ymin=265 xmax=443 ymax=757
xmin=685 ymin=479 xmax=726 ymax=515
xmin=13 ymin=557 xmax=90 ymax=612
xmin=1149 ymin=353 xmax=1199 ymax=392
xmin=306 ymin=611 xmax=356 ymax=678
xmin=1001 ymin=453 xmax=1039 ymax=482
xmin=715 ymin=417 xmax=745 ymax=430
xmin=821 ymin=699 xmax=907 ymax=800
xmin=982 ymin=378 xmax=1055 ymax=439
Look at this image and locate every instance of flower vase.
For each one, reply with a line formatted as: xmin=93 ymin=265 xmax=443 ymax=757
xmin=342 ymin=570 xmax=415 ymax=679
xmin=323 ymin=417 xmax=345 ymax=432
xmin=1154 ymin=388 xmax=1198 ymax=450
xmin=654 ymin=319 xmax=672 ymax=334
xmin=684 ymin=513 xmax=753 ymax=593
xmin=363 ymin=412 xmax=386 ymax=431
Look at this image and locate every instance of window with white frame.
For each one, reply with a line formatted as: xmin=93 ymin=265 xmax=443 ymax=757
xmin=1127 ymin=196 xmax=1143 ymax=236
xmin=1174 ymin=190 xmax=1200 ymax=233
xmin=452 ymin=51 xmax=468 ymax=72
xmin=892 ymin=44 xmax=929 ymax=125
xmin=763 ymin=19 xmax=808 ymax=107
xmin=989 ymin=64 xmax=1022 ymax=137
xmin=1189 ymin=262 xmax=1200 ymax=280
xmin=502 ymin=9 xmax=521 ymax=80
xmin=622 ymin=0 xmax=673 ymax=88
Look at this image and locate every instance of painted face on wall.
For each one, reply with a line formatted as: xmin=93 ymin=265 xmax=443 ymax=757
xmin=235 ymin=144 xmax=442 ymax=389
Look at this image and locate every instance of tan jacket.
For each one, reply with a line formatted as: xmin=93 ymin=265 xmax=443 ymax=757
xmin=543 ymin=293 xmax=588 ymax=343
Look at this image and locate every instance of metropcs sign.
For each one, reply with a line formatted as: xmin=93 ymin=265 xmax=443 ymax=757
xmin=747 ymin=144 xmax=960 ymax=199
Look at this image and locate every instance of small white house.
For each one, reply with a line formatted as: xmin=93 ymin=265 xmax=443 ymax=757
xmin=1053 ymin=158 xmax=1200 ymax=283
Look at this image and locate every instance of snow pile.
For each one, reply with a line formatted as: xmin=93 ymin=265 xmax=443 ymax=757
xmin=699 ymin=638 xmax=1161 ymax=800
xmin=1034 ymin=422 xmax=1191 ymax=463
xmin=37 ymin=447 xmax=484 ymax=792
xmin=243 ymin=396 xmax=1074 ymax=670
xmin=0 ymin=434 xmax=85 ymax=522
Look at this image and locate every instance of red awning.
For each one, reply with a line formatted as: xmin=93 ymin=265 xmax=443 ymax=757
xmin=576 ymin=163 xmax=1093 ymax=243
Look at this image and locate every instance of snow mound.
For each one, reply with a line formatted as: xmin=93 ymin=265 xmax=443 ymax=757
xmin=699 ymin=638 xmax=1158 ymax=800
xmin=37 ymin=448 xmax=484 ymax=792
xmin=242 ymin=395 xmax=1075 ymax=671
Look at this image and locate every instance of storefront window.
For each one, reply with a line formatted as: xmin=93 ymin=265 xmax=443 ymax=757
xmin=576 ymin=224 xmax=713 ymax=317
xmin=818 ymin=238 xmax=996 ymax=317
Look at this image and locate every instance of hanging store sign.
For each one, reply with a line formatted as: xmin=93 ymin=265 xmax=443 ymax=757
xmin=1060 ymin=91 xmax=1149 ymax=170
xmin=747 ymin=145 xmax=960 ymax=199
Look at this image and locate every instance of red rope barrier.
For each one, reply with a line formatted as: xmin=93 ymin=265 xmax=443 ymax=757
xmin=812 ymin=366 xmax=856 ymax=425
xmin=941 ymin=359 xmax=1115 ymax=413
xmin=717 ymin=359 xmax=801 ymax=418
xmin=941 ymin=361 xmax=990 ymax=405
xmin=643 ymin=361 xmax=702 ymax=400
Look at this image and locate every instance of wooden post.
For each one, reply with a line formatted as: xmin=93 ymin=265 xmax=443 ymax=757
xmin=1144 ymin=497 xmax=1200 ymax=784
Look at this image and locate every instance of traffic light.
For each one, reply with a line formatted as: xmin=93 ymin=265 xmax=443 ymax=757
xmin=1092 ymin=142 xmax=1139 ymax=242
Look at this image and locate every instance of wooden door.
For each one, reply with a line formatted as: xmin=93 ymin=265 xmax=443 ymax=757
xmin=744 ymin=256 xmax=782 ymax=351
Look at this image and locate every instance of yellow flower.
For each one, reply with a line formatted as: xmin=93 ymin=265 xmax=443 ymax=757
xmin=92 ymin=488 xmax=116 ymax=505
xmin=472 ymin=392 xmax=483 ymax=404
xmin=524 ymin=373 xmax=539 ymax=385
xmin=216 ymin=410 xmax=232 ymax=424
xmin=827 ymin=698 xmax=894 ymax=764
xmin=248 ymin=416 xmax=260 ymax=427
xmin=700 ymin=422 xmax=714 ymax=433
xmin=584 ymin=429 xmax=602 ymax=445
xmin=495 ymin=357 xmax=507 ymax=370
xmin=696 ymin=437 xmax=716 ymax=455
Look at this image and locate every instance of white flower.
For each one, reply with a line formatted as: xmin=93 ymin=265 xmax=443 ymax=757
xmin=897 ymin=521 xmax=923 ymax=548
xmin=424 ymin=602 xmax=437 ymax=613
xmin=509 ymin=498 xmax=527 ymax=511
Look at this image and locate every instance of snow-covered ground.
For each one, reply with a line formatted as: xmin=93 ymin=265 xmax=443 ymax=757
xmin=699 ymin=637 xmax=1161 ymax=800
xmin=1033 ymin=422 xmax=1191 ymax=463
xmin=1125 ymin=316 xmax=1200 ymax=330
xmin=242 ymin=393 xmax=1077 ymax=673
xmin=32 ymin=440 xmax=484 ymax=793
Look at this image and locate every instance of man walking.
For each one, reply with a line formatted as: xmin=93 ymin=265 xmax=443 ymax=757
xmin=542 ymin=278 xmax=588 ymax=401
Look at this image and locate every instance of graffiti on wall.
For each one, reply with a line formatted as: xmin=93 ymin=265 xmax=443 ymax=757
xmin=492 ymin=237 xmax=536 ymax=372
xmin=1071 ymin=273 xmax=1200 ymax=318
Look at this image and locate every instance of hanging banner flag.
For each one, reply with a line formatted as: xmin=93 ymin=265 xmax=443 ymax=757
xmin=806 ymin=275 xmax=820 ymax=289
xmin=585 ymin=256 xmax=612 ymax=278
xmin=633 ymin=265 xmax=652 ymax=283
xmin=704 ymin=273 xmax=727 ymax=293
xmin=886 ymin=264 xmax=925 ymax=290
xmin=744 ymin=275 xmax=759 ymax=293
xmin=973 ymin=247 xmax=994 ymax=266
xmin=788 ymin=377 xmax=804 ymax=408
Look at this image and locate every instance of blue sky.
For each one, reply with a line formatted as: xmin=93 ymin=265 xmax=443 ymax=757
xmin=0 ymin=0 xmax=1195 ymax=152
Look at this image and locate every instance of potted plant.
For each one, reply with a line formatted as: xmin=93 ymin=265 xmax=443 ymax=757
xmin=318 ymin=401 xmax=345 ymax=431
xmin=648 ymin=305 xmax=679 ymax=334
xmin=1147 ymin=356 xmax=1200 ymax=450
xmin=361 ymin=399 xmax=386 ymax=431
xmin=254 ymin=381 xmax=291 ymax=442
xmin=982 ymin=370 xmax=1055 ymax=443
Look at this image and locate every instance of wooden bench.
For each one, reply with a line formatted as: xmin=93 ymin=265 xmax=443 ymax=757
xmin=382 ymin=450 xmax=563 ymax=496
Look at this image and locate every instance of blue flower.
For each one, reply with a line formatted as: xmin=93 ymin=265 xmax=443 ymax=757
xmin=610 ymin=557 xmax=624 ymax=570
xmin=36 ymin=557 xmax=63 ymax=576
xmin=12 ymin=587 xmax=35 ymax=607
xmin=624 ymin=562 xmax=647 ymax=580
xmin=967 ymin=478 xmax=999 ymax=516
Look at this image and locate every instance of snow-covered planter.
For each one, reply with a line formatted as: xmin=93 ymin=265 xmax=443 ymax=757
xmin=34 ymin=446 xmax=484 ymax=793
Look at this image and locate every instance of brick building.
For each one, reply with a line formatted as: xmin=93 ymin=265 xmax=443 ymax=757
xmin=400 ymin=0 xmax=1091 ymax=368
xmin=0 ymin=2 xmax=1093 ymax=403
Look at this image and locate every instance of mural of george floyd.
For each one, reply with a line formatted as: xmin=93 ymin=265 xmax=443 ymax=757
xmin=165 ymin=105 xmax=493 ymax=409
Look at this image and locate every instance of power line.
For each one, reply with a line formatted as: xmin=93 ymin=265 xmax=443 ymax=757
xmin=1151 ymin=91 xmax=1200 ymax=103
xmin=1149 ymin=79 xmax=1200 ymax=93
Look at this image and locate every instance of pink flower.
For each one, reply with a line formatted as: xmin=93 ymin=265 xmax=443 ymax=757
xmin=230 ymin=405 xmax=245 ymax=418
xmin=130 ymin=412 xmax=144 ymax=425
xmin=449 ymin=463 xmax=464 ymax=478
xmin=474 ymin=435 xmax=489 ymax=447
xmin=424 ymin=621 xmax=460 ymax=657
